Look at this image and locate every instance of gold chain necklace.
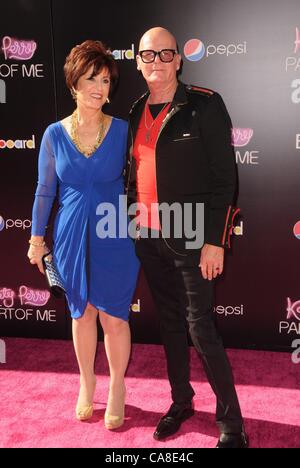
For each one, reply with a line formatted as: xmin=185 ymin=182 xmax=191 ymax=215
xmin=144 ymin=99 xmax=170 ymax=143
xmin=71 ymin=110 xmax=106 ymax=157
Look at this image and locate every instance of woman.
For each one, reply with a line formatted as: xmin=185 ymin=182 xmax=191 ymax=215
xmin=27 ymin=40 xmax=140 ymax=430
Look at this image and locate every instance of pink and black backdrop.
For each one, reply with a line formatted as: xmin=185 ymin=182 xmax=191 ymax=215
xmin=0 ymin=0 xmax=299 ymax=350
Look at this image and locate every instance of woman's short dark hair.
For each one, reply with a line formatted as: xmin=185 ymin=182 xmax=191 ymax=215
xmin=64 ymin=40 xmax=119 ymax=98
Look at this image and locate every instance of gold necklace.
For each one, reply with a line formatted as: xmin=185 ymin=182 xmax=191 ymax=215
xmin=144 ymin=99 xmax=170 ymax=143
xmin=71 ymin=110 xmax=106 ymax=157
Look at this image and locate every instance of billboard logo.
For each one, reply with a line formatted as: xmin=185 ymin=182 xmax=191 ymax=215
xmin=0 ymin=216 xmax=4 ymax=231
xmin=296 ymin=134 xmax=300 ymax=149
xmin=0 ymin=79 xmax=6 ymax=103
xmin=130 ymin=299 xmax=141 ymax=313
xmin=1 ymin=36 xmax=37 ymax=61
xmin=232 ymin=128 xmax=253 ymax=147
xmin=112 ymin=44 xmax=135 ymax=60
xmin=184 ymin=39 xmax=205 ymax=62
xmin=0 ymin=339 xmax=6 ymax=364
xmin=293 ymin=221 xmax=300 ymax=239
xmin=295 ymin=27 xmax=300 ymax=54
xmin=0 ymin=135 xmax=35 ymax=149
xmin=233 ymin=220 xmax=243 ymax=236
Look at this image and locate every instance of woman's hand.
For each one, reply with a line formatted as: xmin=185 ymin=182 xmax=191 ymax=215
xmin=27 ymin=242 xmax=49 ymax=275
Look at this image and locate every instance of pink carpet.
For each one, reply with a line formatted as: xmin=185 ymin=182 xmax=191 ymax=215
xmin=0 ymin=338 xmax=299 ymax=448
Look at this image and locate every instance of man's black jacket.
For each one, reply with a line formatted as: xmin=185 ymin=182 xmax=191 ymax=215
xmin=125 ymin=81 xmax=239 ymax=255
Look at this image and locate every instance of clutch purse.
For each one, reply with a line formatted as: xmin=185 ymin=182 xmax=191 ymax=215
xmin=42 ymin=252 xmax=66 ymax=298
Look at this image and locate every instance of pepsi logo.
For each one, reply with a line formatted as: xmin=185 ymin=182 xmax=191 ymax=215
xmin=293 ymin=221 xmax=300 ymax=240
xmin=0 ymin=217 xmax=32 ymax=231
xmin=184 ymin=39 xmax=205 ymax=62
xmin=0 ymin=216 xmax=5 ymax=232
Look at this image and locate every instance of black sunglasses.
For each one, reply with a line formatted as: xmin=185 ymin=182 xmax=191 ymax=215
xmin=138 ymin=49 xmax=178 ymax=63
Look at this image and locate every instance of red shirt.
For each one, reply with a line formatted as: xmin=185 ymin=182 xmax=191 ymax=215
xmin=133 ymin=102 xmax=171 ymax=230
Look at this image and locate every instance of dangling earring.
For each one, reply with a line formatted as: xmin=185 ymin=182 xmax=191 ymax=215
xmin=106 ymin=97 xmax=110 ymax=104
xmin=71 ymin=87 xmax=77 ymax=101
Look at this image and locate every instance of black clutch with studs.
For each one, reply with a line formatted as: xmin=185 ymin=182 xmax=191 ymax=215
xmin=42 ymin=252 xmax=66 ymax=299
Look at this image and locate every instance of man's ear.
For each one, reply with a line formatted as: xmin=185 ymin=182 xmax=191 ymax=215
xmin=176 ymin=54 xmax=182 ymax=70
xmin=136 ymin=55 xmax=141 ymax=70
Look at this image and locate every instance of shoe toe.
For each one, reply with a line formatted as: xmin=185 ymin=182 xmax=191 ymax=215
xmin=154 ymin=417 xmax=179 ymax=440
xmin=216 ymin=432 xmax=249 ymax=448
xmin=153 ymin=404 xmax=194 ymax=440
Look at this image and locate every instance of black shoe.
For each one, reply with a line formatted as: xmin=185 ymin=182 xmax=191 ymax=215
xmin=216 ymin=431 xmax=249 ymax=448
xmin=153 ymin=402 xmax=194 ymax=441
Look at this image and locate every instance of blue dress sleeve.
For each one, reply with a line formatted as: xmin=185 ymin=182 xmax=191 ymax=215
xmin=31 ymin=126 xmax=58 ymax=236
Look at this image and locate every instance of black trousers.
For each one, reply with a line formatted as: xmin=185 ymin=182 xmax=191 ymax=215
xmin=135 ymin=235 xmax=243 ymax=433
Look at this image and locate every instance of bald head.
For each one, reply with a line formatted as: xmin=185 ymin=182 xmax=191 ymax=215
xmin=139 ymin=27 xmax=177 ymax=52
xmin=137 ymin=27 xmax=181 ymax=95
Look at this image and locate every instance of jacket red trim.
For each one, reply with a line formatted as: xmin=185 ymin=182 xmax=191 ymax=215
xmin=221 ymin=206 xmax=240 ymax=248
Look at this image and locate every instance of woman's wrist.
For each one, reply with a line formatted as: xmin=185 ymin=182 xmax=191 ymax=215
xmin=29 ymin=236 xmax=46 ymax=248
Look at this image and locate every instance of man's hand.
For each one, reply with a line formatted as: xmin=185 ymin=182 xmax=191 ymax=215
xmin=199 ymin=243 xmax=224 ymax=280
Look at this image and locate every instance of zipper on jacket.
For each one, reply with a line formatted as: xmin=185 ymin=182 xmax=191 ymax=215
xmin=156 ymin=104 xmax=188 ymax=257
xmin=128 ymin=100 xmax=192 ymax=257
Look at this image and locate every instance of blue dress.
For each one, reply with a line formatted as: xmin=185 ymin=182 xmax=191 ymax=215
xmin=31 ymin=118 xmax=140 ymax=320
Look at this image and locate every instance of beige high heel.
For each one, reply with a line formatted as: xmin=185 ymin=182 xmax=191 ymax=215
xmin=76 ymin=404 xmax=94 ymax=421
xmin=104 ymin=386 xmax=126 ymax=430
xmin=75 ymin=376 xmax=96 ymax=421
xmin=104 ymin=411 xmax=124 ymax=430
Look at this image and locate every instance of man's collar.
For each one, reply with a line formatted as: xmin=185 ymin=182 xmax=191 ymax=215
xmin=172 ymin=81 xmax=188 ymax=107
xmin=147 ymin=81 xmax=188 ymax=107
xmin=130 ymin=81 xmax=188 ymax=124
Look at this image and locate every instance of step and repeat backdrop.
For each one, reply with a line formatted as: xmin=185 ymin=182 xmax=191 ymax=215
xmin=0 ymin=0 xmax=299 ymax=350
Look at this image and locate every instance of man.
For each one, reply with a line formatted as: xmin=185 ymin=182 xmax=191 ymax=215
xmin=125 ymin=27 xmax=248 ymax=448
